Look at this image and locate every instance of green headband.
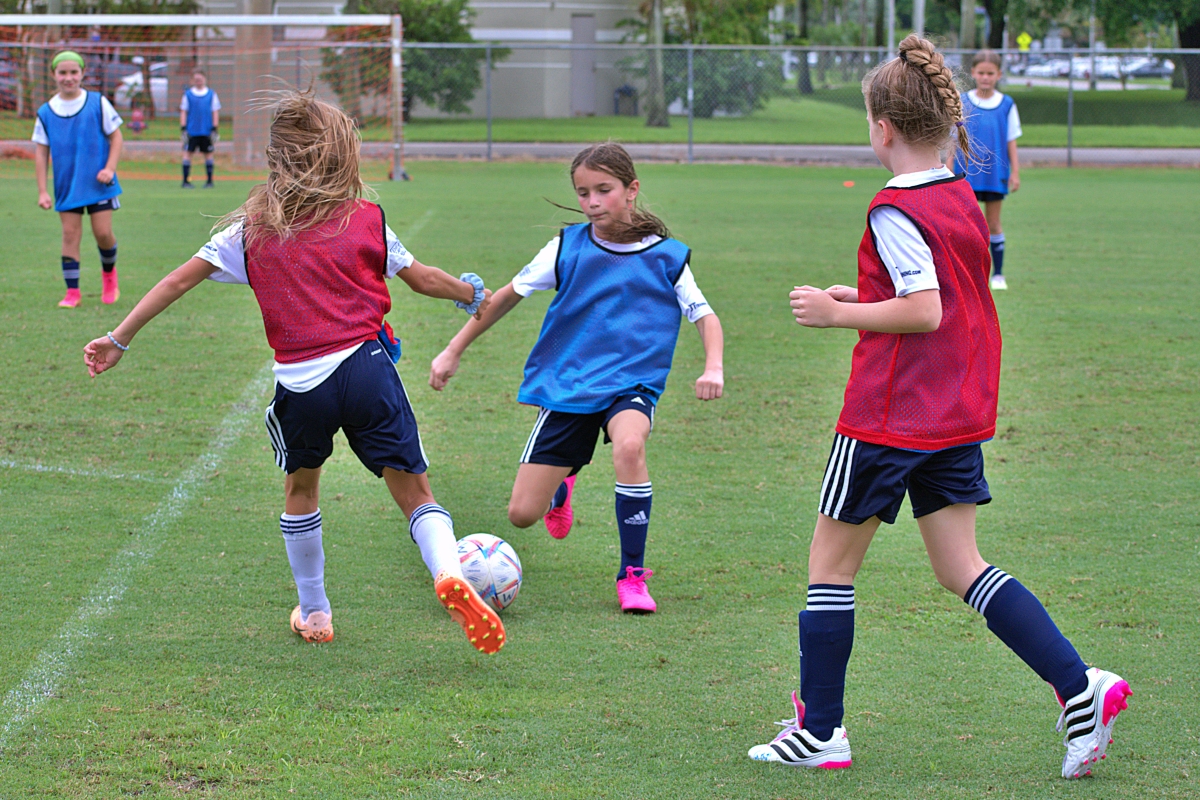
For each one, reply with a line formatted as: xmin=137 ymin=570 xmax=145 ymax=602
xmin=51 ymin=51 xmax=85 ymax=70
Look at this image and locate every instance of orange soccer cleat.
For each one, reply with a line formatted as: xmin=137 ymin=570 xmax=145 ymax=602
xmin=289 ymin=605 xmax=334 ymax=643
xmin=435 ymin=572 xmax=506 ymax=654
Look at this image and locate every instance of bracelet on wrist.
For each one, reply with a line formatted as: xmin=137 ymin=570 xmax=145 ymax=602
xmin=106 ymin=331 xmax=129 ymax=352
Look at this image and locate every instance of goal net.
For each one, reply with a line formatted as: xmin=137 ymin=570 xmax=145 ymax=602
xmin=0 ymin=14 xmax=405 ymax=175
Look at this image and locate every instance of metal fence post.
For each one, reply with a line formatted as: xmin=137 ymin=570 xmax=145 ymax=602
xmin=486 ymin=44 xmax=493 ymax=162
xmin=1066 ymin=49 xmax=1074 ymax=168
xmin=390 ymin=15 xmax=409 ymax=181
xmin=686 ymin=45 xmax=694 ymax=164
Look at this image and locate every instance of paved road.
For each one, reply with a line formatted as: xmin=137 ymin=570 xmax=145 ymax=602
xmin=5 ymin=139 xmax=1198 ymax=167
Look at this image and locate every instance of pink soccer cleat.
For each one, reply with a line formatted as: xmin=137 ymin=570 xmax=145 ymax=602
xmin=101 ymin=269 xmax=120 ymax=304
xmin=543 ymin=475 xmax=576 ymax=539
xmin=748 ymin=691 xmax=853 ymax=768
xmin=58 ymin=288 xmax=81 ymax=308
xmin=616 ymin=566 xmax=657 ymax=614
xmin=1057 ymin=667 xmax=1132 ymax=779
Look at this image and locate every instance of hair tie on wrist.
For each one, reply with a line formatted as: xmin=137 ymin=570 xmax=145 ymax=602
xmin=106 ymin=332 xmax=129 ymax=352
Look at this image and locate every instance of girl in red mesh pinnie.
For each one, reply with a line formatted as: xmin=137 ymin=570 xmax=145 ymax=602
xmin=84 ymin=91 xmax=508 ymax=655
xmin=747 ymin=35 xmax=1129 ymax=779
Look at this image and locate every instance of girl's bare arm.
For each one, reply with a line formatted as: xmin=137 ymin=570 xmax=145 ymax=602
xmin=84 ymin=257 xmax=218 ymax=376
xmin=790 ymin=285 xmax=941 ymax=334
xmin=429 ymin=282 xmax=524 ymax=390
xmin=35 ymin=144 xmax=52 ymax=208
xmin=694 ymin=314 xmax=724 ymax=400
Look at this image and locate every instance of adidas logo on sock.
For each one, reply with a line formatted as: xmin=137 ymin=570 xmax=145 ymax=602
xmin=623 ymin=511 xmax=649 ymax=525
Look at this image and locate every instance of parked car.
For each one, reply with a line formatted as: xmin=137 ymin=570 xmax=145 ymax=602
xmin=1127 ymin=57 xmax=1174 ymax=78
xmin=1023 ymin=58 xmax=1071 ymax=78
xmin=113 ymin=60 xmax=168 ymax=113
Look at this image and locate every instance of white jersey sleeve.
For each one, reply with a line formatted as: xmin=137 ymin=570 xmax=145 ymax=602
xmin=99 ymin=95 xmax=123 ymax=136
xmin=31 ymin=119 xmax=47 ymax=146
xmin=179 ymin=92 xmax=190 ymax=112
xmin=384 ymin=224 xmax=415 ymax=277
xmin=197 ymin=224 xmax=248 ymax=284
xmin=511 ymin=237 xmax=560 ymax=297
xmin=1007 ymin=102 xmax=1023 ymax=141
xmin=867 ymin=207 xmax=939 ymax=297
xmin=674 ymin=265 xmax=714 ymax=322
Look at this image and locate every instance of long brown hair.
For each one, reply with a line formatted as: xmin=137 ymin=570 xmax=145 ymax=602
xmin=564 ymin=142 xmax=670 ymax=243
xmin=862 ymin=34 xmax=971 ymax=161
xmin=217 ymin=90 xmax=373 ymax=247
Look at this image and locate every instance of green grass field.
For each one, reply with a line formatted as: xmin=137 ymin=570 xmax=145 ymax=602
xmin=5 ymin=86 xmax=1199 ymax=147
xmin=1 ymin=161 xmax=1197 ymax=798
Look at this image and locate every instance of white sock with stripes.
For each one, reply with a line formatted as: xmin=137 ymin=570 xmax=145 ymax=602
xmin=409 ymin=503 xmax=463 ymax=581
xmin=280 ymin=510 xmax=330 ymax=618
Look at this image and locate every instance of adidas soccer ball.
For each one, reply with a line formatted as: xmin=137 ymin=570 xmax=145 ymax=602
xmin=456 ymin=533 xmax=523 ymax=613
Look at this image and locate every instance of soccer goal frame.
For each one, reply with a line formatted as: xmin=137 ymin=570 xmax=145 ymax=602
xmin=0 ymin=13 xmax=408 ymax=178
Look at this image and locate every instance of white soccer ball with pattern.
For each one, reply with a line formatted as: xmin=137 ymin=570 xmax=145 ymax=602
xmin=456 ymin=533 xmax=523 ymax=613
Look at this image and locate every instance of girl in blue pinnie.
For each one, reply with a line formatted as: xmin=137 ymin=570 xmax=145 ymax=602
xmin=430 ymin=142 xmax=725 ymax=614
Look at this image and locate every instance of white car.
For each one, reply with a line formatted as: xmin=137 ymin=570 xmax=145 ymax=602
xmin=113 ymin=61 xmax=169 ymax=113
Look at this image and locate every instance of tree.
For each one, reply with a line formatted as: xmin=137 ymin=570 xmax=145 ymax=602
xmin=1094 ymin=0 xmax=1200 ymax=100
xmin=324 ymin=0 xmax=500 ymax=121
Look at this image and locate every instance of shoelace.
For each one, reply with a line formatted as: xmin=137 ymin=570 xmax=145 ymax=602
xmin=624 ymin=566 xmax=654 ymax=584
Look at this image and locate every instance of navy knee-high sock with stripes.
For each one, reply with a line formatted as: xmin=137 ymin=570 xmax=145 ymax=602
xmin=615 ymin=481 xmax=652 ymax=578
xmin=965 ymin=566 xmax=1088 ymax=700
xmin=799 ymin=585 xmax=855 ymax=740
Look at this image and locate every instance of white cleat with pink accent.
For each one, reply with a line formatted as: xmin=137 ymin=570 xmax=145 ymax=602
xmin=1057 ymin=667 xmax=1132 ymax=779
xmin=748 ymin=691 xmax=852 ymax=769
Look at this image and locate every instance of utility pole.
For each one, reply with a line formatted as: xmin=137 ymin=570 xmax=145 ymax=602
xmin=913 ymin=0 xmax=926 ymax=37
xmin=1088 ymin=0 xmax=1097 ymax=90
xmin=645 ymin=0 xmax=668 ymax=127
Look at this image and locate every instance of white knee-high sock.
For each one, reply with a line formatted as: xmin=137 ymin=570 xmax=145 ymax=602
xmin=409 ymin=503 xmax=463 ymax=580
xmin=280 ymin=510 xmax=330 ymax=618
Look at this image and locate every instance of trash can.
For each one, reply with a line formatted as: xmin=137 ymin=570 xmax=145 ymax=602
xmin=614 ymin=85 xmax=638 ymax=116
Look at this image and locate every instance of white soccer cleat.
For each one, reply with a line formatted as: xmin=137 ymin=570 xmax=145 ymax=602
xmin=1057 ymin=667 xmax=1132 ymax=779
xmin=747 ymin=691 xmax=852 ymax=769
xmin=990 ymin=274 xmax=1008 ymax=290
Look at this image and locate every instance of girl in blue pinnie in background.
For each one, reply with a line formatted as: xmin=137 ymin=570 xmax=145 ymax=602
xmin=34 ymin=50 xmax=124 ymax=308
xmin=954 ymin=49 xmax=1022 ymax=291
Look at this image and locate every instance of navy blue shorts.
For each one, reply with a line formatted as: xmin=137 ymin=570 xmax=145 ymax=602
xmin=974 ymin=190 xmax=1006 ymax=203
xmin=62 ymin=198 xmax=120 ymax=215
xmin=520 ymin=392 xmax=656 ymax=476
xmin=817 ymin=433 xmax=991 ymax=525
xmin=264 ymin=344 xmax=428 ymax=476
xmin=186 ymin=135 xmax=215 ymax=154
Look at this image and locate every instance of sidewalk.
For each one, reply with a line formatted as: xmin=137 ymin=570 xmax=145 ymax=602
xmin=5 ymin=139 xmax=1198 ymax=167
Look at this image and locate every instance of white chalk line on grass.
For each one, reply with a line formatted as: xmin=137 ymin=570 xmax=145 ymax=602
xmin=398 ymin=208 xmax=435 ymax=243
xmin=0 ymin=459 xmax=171 ymax=485
xmin=0 ymin=367 xmax=273 ymax=751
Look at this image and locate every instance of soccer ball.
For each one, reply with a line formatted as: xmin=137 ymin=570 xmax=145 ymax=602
xmin=456 ymin=534 xmax=523 ymax=613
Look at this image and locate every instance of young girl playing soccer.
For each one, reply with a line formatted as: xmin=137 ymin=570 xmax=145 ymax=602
xmin=748 ymin=35 xmax=1129 ymax=779
xmin=429 ymin=142 xmax=724 ymax=613
xmin=953 ymin=49 xmax=1021 ymax=291
xmin=34 ymin=51 xmax=124 ymax=308
xmin=84 ymin=91 xmax=508 ymax=654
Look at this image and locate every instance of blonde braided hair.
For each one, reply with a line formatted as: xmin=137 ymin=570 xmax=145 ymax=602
xmin=862 ymin=33 xmax=971 ymax=161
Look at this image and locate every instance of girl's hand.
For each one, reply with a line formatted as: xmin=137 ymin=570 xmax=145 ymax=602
xmin=429 ymin=348 xmax=461 ymax=391
xmin=1009 ymin=174 xmax=1020 ymax=193
xmin=96 ymin=168 xmax=115 ymax=185
xmin=84 ymin=336 xmax=125 ymax=377
xmin=37 ymin=191 xmax=53 ymax=210
xmin=695 ymin=368 xmax=724 ymax=401
xmin=791 ymin=285 xmax=841 ymax=328
xmin=825 ymin=284 xmax=859 ymax=303
xmin=473 ymin=288 xmax=493 ymax=320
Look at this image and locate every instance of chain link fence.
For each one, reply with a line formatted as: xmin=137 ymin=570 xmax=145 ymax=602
xmin=2 ymin=19 xmax=1196 ymax=166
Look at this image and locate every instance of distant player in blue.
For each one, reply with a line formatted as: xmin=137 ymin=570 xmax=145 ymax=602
xmin=180 ymin=70 xmax=221 ymax=189
xmin=33 ymin=51 xmax=124 ymax=308
xmin=953 ymin=49 xmax=1021 ymax=291
xmin=430 ymin=142 xmax=725 ymax=614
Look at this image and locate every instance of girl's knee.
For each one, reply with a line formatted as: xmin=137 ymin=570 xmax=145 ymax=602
xmin=507 ymin=501 xmax=541 ymax=529
xmin=611 ymin=436 xmax=646 ymax=470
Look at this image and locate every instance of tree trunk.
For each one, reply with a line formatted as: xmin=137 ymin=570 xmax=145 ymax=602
xmin=986 ymin=0 xmax=1007 ymax=50
xmin=874 ymin=0 xmax=884 ymax=47
xmin=645 ymin=0 xmax=669 ymax=127
xmin=798 ymin=54 xmax=813 ymax=94
xmin=1179 ymin=14 xmax=1200 ymax=102
xmin=959 ymin=0 xmax=975 ymax=49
